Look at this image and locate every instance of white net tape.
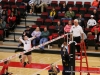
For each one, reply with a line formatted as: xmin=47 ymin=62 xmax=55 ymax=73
xmin=0 ymin=34 xmax=68 ymax=63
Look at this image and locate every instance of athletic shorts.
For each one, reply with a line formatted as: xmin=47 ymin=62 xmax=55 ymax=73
xmin=24 ymin=50 xmax=32 ymax=55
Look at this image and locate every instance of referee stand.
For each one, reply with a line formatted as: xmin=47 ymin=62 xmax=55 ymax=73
xmin=68 ymin=41 xmax=90 ymax=75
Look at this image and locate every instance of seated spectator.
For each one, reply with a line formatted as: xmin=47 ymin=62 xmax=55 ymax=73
xmin=91 ymin=23 xmax=100 ymax=40
xmin=55 ymin=21 xmax=63 ymax=47
xmin=61 ymin=7 xmax=75 ymax=21
xmin=91 ymin=0 xmax=99 ymax=9
xmin=48 ymin=63 xmax=60 ymax=75
xmin=31 ymin=27 xmax=41 ymax=46
xmin=7 ymin=12 xmax=16 ymax=29
xmin=0 ymin=6 xmax=3 ymax=17
xmin=59 ymin=2 xmax=67 ymax=13
xmin=0 ymin=18 xmax=6 ymax=29
xmin=55 ymin=21 xmax=63 ymax=35
xmin=77 ymin=14 xmax=85 ymax=28
xmin=64 ymin=20 xmax=72 ymax=33
xmin=28 ymin=0 xmax=35 ymax=14
xmin=39 ymin=27 xmax=49 ymax=51
xmin=36 ymin=0 xmax=51 ymax=12
xmin=7 ymin=8 xmax=11 ymax=17
xmin=22 ymin=0 xmax=31 ymax=13
xmin=2 ymin=10 xmax=7 ymax=22
xmin=49 ymin=7 xmax=57 ymax=21
xmin=92 ymin=9 xmax=98 ymax=21
xmin=87 ymin=15 xmax=97 ymax=28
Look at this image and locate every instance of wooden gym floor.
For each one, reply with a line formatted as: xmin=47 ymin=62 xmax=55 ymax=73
xmin=0 ymin=52 xmax=100 ymax=75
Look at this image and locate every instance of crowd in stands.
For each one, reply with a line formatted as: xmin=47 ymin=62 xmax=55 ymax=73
xmin=0 ymin=0 xmax=100 ymax=49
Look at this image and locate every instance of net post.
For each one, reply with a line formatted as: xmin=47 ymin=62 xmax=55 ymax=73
xmin=69 ymin=42 xmax=75 ymax=75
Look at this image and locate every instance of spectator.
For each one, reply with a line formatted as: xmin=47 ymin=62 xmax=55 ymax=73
xmin=39 ymin=27 xmax=49 ymax=51
xmin=0 ymin=18 xmax=6 ymax=29
xmin=2 ymin=10 xmax=7 ymax=22
xmin=48 ymin=63 xmax=60 ymax=75
xmin=22 ymin=0 xmax=31 ymax=13
xmin=31 ymin=27 xmax=41 ymax=46
xmin=7 ymin=12 xmax=16 ymax=29
xmin=61 ymin=7 xmax=75 ymax=20
xmin=64 ymin=20 xmax=72 ymax=33
xmin=49 ymin=7 xmax=57 ymax=21
xmin=92 ymin=9 xmax=98 ymax=21
xmin=0 ymin=6 xmax=3 ymax=17
xmin=60 ymin=2 xmax=67 ymax=13
xmin=36 ymin=0 xmax=51 ymax=12
xmin=55 ymin=21 xmax=63 ymax=47
xmin=55 ymin=21 xmax=63 ymax=35
xmin=91 ymin=0 xmax=99 ymax=9
xmin=28 ymin=0 xmax=35 ymax=14
xmin=91 ymin=23 xmax=100 ymax=39
xmin=87 ymin=15 xmax=97 ymax=28
xmin=77 ymin=14 xmax=85 ymax=28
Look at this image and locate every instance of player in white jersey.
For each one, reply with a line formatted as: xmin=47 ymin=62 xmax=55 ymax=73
xmin=19 ymin=35 xmax=35 ymax=67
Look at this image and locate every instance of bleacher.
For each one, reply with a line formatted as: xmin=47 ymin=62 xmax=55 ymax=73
xmin=0 ymin=0 xmax=100 ymax=56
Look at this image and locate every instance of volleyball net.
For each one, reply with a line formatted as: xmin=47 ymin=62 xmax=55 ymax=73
xmin=0 ymin=33 xmax=69 ymax=63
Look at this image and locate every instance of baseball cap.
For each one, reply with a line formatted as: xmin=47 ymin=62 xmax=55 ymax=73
xmin=90 ymin=15 xmax=94 ymax=17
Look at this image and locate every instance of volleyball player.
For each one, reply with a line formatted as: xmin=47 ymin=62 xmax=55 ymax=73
xmin=19 ymin=35 xmax=35 ymax=67
xmin=0 ymin=60 xmax=13 ymax=75
xmin=61 ymin=42 xmax=70 ymax=75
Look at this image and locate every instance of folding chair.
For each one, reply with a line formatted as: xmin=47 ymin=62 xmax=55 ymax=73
xmin=48 ymin=25 xmax=56 ymax=34
xmin=55 ymin=6 xmax=61 ymax=13
xmin=84 ymin=2 xmax=91 ymax=10
xmin=59 ymin=1 xmax=66 ymax=7
xmin=9 ymin=0 xmax=15 ymax=6
xmin=75 ymin=14 xmax=80 ymax=18
xmin=51 ymin=1 xmax=58 ymax=7
xmin=46 ymin=6 xmax=52 ymax=13
xmin=53 ymin=19 xmax=60 ymax=26
xmin=79 ymin=7 xmax=86 ymax=15
xmin=72 ymin=7 xmax=78 ymax=14
xmin=88 ymin=8 xmax=95 ymax=14
xmin=41 ymin=12 xmax=48 ymax=20
xmin=62 ymin=20 xmax=69 ymax=26
xmin=44 ymin=19 xmax=52 ymax=27
xmin=16 ymin=0 xmax=22 ymax=7
xmin=84 ymin=14 xmax=91 ymax=21
xmin=58 ymin=13 xmax=65 ymax=19
xmin=0 ymin=29 xmax=4 ymax=41
xmin=40 ymin=25 xmax=46 ymax=31
xmin=36 ymin=18 xmax=43 ymax=26
xmin=67 ymin=1 xmax=74 ymax=8
xmin=75 ymin=1 xmax=82 ymax=9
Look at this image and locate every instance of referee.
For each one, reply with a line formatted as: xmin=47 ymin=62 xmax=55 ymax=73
xmin=70 ymin=19 xmax=84 ymax=58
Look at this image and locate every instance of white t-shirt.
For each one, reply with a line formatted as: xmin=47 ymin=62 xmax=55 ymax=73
xmin=70 ymin=25 xmax=84 ymax=37
xmin=19 ymin=37 xmax=31 ymax=51
xmin=87 ymin=19 xmax=97 ymax=27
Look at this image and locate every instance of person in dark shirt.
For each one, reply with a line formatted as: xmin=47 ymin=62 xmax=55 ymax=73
xmin=61 ymin=42 xmax=70 ymax=75
xmin=60 ymin=2 xmax=67 ymax=13
xmin=55 ymin=21 xmax=63 ymax=35
xmin=77 ymin=14 xmax=85 ymax=28
xmin=22 ymin=0 xmax=31 ymax=13
xmin=55 ymin=21 xmax=63 ymax=47
xmin=92 ymin=9 xmax=98 ymax=21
